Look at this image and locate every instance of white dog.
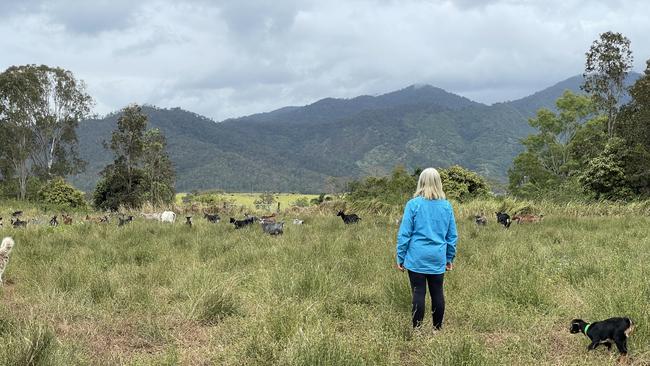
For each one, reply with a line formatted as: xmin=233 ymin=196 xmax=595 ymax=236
xmin=0 ymin=237 xmax=15 ymax=285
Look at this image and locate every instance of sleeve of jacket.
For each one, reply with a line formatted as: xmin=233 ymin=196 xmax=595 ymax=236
xmin=396 ymin=201 xmax=414 ymax=265
xmin=445 ymin=203 xmax=458 ymax=263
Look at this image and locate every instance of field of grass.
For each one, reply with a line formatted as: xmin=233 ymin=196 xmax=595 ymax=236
xmin=0 ymin=199 xmax=649 ymax=365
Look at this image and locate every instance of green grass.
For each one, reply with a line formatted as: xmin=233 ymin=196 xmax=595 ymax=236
xmin=0 ymin=199 xmax=649 ymax=365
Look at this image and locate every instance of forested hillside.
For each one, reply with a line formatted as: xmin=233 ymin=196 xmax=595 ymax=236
xmin=71 ymin=75 xmax=638 ymax=193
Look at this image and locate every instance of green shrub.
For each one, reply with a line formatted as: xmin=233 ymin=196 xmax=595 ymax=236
xmin=37 ymin=178 xmax=86 ymax=208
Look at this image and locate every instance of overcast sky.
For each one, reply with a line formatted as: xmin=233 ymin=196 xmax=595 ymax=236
xmin=2 ymin=0 xmax=648 ymax=121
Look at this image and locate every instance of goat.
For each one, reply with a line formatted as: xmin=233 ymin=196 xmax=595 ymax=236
xmin=203 ymin=213 xmax=220 ymax=223
xmin=49 ymin=215 xmax=59 ymax=227
xmin=230 ymin=217 xmax=255 ymax=229
xmin=160 ymin=211 xmax=176 ymax=223
xmin=475 ymin=212 xmax=488 ymax=226
xmin=185 ymin=216 xmax=192 ymax=228
xmin=495 ymin=212 xmax=511 ymax=228
xmin=292 ymin=219 xmax=304 ymax=225
xmin=118 ymin=215 xmax=133 ymax=227
xmin=512 ymin=214 xmax=544 ymax=224
xmin=11 ymin=218 xmax=27 ymax=228
xmin=62 ymin=214 xmax=73 ymax=225
xmin=337 ymin=210 xmax=361 ymax=224
xmin=141 ymin=212 xmax=162 ymax=221
xmin=260 ymin=213 xmax=276 ymax=224
xmin=261 ymin=221 xmax=284 ymax=235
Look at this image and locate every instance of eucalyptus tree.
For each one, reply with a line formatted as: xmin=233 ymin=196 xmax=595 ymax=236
xmin=582 ymin=31 xmax=633 ymax=137
xmin=0 ymin=64 xmax=92 ymax=199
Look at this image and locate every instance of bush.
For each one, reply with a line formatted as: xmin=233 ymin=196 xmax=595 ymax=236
xmin=37 ymin=178 xmax=86 ymax=208
xmin=439 ymin=165 xmax=490 ymax=202
xmin=348 ymin=165 xmax=490 ymax=205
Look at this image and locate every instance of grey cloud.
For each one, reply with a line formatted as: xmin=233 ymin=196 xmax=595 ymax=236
xmin=1 ymin=0 xmax=649 ymax=120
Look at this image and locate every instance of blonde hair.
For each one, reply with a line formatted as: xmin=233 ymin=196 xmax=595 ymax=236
xmin=413 ymin=168 xmax=446 ymax=200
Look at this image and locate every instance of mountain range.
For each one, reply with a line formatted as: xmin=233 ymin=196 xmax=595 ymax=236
xmin=70 ymin=73 xmax=640 ymax=193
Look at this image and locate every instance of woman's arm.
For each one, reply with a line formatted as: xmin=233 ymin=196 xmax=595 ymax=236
xmin=396 ymin=202 xmax=414 ymax=266
xmin=445 ymin=205 xmax=458 ymax=264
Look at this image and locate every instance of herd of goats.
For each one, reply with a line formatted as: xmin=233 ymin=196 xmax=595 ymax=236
xmin=1 ymin=208 xmax=543 ymax=234
xmin=0 ymin=209 xmax=363 ymax=236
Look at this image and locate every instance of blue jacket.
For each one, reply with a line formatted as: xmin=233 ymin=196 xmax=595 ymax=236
xmin=396 ymin=197 xmax=458 ymax=274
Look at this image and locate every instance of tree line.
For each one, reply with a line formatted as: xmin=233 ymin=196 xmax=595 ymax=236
xmin=508 ymin=31 xmax=650 ymax=201
xmin=0 ymin=65 xmax=175 ymax=209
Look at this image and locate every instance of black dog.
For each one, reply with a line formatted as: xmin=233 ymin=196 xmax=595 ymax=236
xmin=570 ymin=317 xmax=634 ymax=358
xmin=495 ymin=212 xmax=511 ymax=228
xmin=230 ymin=217 xmax=254 ymax=229
xmin=185 ymin=216 xmax=193 ymax=228
xmin=49 ymin=215 xmax=59 ymax=227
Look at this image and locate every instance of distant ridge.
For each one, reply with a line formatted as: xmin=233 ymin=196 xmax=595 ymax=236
xmin=70 ymin=74 xmax=640 ymax=193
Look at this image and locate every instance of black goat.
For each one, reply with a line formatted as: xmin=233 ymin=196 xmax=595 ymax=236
xmin=204 ymin=213 xmax=220 ymax=223
xmin=495 ymin=212 xmax=511 ymax=228
xmin=118 ymin=216 xmax=134 ymax=227
xmin=11 ymin=218 xmax=27 ymax=228
xmin=337 ymin=210 xmax=361 ymax=224
xmin=230 ymin=217 xmax=255 ymax=229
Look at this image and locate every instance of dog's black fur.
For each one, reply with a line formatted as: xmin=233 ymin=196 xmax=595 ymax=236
xmin=495 ymin=212 xmax=511 ymax=228
xmin=49 ymin=215 xmax=59 ymax=227
xmin=230 ymin=217 xmax=255 ymax=229
xmin=185 ymin=216 xmax=192 ymax=227
xmin=204 ymin=213 xmax=220 ymax=223
xmin=11 ymin=210 xmax=22 ymax=217
xmin=570 ymin=317 xmax=634 ymax=357
xmin=337 ymin=210 xmax=361 ymax=224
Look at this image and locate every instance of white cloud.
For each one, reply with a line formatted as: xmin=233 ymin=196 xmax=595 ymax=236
xmin=1 ymin=0 xmax=648 ymax=120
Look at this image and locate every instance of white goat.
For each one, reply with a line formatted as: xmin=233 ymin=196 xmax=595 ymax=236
xmin=160 ymin=211 xmax=176 ymax=223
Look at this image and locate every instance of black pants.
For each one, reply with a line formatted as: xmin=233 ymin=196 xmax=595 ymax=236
xmin=407 ymin=270 xmax=445 ymax=329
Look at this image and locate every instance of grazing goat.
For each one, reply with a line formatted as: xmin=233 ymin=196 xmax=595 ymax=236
xmin=141 ymin=212 xmax=162 ymax=221
xmin=475 ymin=212 xmax=488 ymax=226
xmin=230 ymin=217 xmax=255 ymax=229
xmin=261 ymin=221 xmax=284 ymax=235
xmin=204 ymin=213 xmax=220 ymax=223
xmin=11 ymin=211 xmax=22 ymax=218
xmin=11 ymin=218 xmax=27 ymax=228
xmin=49 ymin=215 xmax=59 ymax=227
xmin=512 ymin=214 xmax=543 ymax=224
xmin=62 ymin=214 xmax=73 ymax=225
xmin=118 ymin=216 xmax=133 ymax=227
xmin=260 ymin=213 xmax=276 ymax=224
xmin=495 ymin=212 xmax=511 ymax=228
xmin=185 ymin=216 xmax=193 ymax=228
xmin=337 ymin=210 xmax=361 ymax=224
xmin=292 ymin=219 xmax=304 ymax=225
xmin=1 ymin=237 xmax=15 ymax=285
xmin=160 ymin=211 xmax=176 ymax=223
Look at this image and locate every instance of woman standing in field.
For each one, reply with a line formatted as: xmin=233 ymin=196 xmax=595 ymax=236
xmin=396 ymin=168 xmax=458 ymax=330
